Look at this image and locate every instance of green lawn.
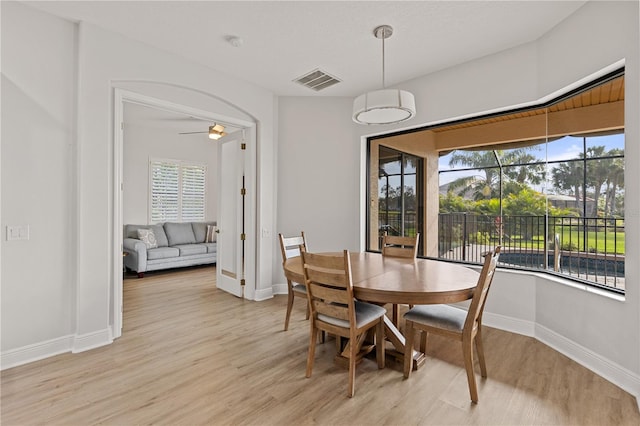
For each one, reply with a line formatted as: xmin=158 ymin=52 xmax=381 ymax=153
xmin=556 ymin=228 xmax=625 ymax=254
xmin=502 ymin=230 xmax=625 ymax=254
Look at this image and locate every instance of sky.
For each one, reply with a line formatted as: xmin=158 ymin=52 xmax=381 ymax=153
xmin=438 ymin=133 xmax=625 ymax=192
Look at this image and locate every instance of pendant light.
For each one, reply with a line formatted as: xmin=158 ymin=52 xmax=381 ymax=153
xmin=353 ymin=25 xmax=416 ymax=125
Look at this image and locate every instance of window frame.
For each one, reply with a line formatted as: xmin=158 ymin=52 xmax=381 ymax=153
xmin=365 ymin=67 xmax=625 ymax=294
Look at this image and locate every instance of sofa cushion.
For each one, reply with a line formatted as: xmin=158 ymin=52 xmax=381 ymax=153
xmin=205 ymin=225 xmax=217 ymax=243
xmin=124 ymin=224 xmax=168 ymax=247
xmin=174 ymin=244 xmax=208 ymax=256
xmin=137 ymin=228 xmax=158 ymax=249
xmin=191 ymin=221 xmax=217 ymax=243
xmin=147 ymin=247 xmax=180 ymax=260
xmin=202 ymin=242 xmax=217 ymax=254
xmin=164 ymin=222 xmax=196 ymax=246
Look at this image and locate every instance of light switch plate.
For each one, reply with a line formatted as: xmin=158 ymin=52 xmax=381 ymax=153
xmin=7 ymin=225 xmax=29 ymax=241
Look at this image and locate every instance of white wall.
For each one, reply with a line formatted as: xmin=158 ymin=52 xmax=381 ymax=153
xmin=122 ymin=112 xmax=218 ymax=225
xmin=1 ymin=1 xmax=77 ymax=352
xmin=276 ymin=97 xmax=359 ymax=251
xmin=1 ymin=1 xmax=277 ymax=366
xmin=277 ymin=0 xmax=640 ymax=399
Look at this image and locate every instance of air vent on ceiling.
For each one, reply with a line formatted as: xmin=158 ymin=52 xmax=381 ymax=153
xmin=293 ymin=68 xmax=341 ymax=91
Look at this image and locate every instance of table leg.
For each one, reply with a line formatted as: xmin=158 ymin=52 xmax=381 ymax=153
xmin=392 ymin=304 xmax=400 ymax=327
xmin=383 ymin=315 xmax=425 ymax=370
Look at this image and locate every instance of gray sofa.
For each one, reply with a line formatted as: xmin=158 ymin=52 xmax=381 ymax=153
xmin=123 ymin=222 xmax=217 ymax=277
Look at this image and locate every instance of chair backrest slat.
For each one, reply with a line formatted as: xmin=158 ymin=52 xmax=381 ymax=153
xmin=309 ymin=283 xmax=350 ymax=304
xmin=302 ymin=250 xmax=355 ymax=326
xmin=279 ymin=232 xmax=307 ymax=262
xmin=313 ymin=299 xmax=350 ymax=321
xmin=382 ymin=234 xmax=420 ymax=259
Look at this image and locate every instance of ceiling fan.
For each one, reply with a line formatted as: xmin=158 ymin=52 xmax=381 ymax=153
xmin=178 ymin=123 xmax=227 ymax=140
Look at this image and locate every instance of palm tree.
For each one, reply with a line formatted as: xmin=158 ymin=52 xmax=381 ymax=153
xmin=604 ymin=149 xmax=624 ymax=216
xmin=585 ymin=146 xmax=609 ymax=216
xmin=552 ymin=161 xmax=583 ymax=209
xmin=446 ymin=148 xmax=544 ymax=200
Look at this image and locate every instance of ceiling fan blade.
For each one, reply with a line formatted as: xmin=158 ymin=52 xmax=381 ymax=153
xmin=178 ymin=131 xmax=208 ymax=135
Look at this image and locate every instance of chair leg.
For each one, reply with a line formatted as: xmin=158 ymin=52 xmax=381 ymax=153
xmin=306 ymin=325 xmax=317 ymax=378
xmin=348 ymin=333 xmax=357 ymax=397
xmin=403 ymin=321 xmax=415 ymax=378
xmin=462 ymin=338 xmax=479 ymax=403
xmin=419 ymin=331 xmax=428 ymax=354
xmin=475 ymin=326 xmax=487 ymax=378
xmin=376 ymin=320 xmax=385 ymax=369
xmin=284 ymin=290 xmax=295 ymax=331
xmin=305 ymin=301 xmax=310 ymax=320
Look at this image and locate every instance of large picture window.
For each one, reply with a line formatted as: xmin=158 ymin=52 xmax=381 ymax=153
xmin=367 ymin=70 xmax=625 ymax=294
xmin=149 ymin=159 xmax=206 ymax=223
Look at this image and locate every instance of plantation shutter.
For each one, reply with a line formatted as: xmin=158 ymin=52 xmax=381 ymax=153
xmin=150 ymin=160 xmax=180 ymax=222
xmin=181 ymin=164 xmax=206 ymax=221
xmin=150 ymin=159 xmax=206 ymax=223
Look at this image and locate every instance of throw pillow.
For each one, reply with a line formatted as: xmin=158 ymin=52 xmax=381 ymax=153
xmin=205 ymin=225 xmax=217 ymax=243
xmin=137 ymin=228 xmax=158 ymax=249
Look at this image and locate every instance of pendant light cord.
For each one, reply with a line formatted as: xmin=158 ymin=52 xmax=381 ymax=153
xmin=381 ymin=27 xmax=386 ymax=89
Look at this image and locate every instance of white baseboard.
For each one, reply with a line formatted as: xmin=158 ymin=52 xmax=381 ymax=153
xmin=253 ymin=286 xmax=274 ymax=301
xmin=272 ymin=283 xmax=288 ymax=295
xmin=1 ymin=328 xmax=114 ymax=371
xmin=72 ymin=328 xmax=112 ymax=353
xmin=483 ymin=311 xmax=535 ymax=337
xmin=1 ymin=334 xmax=74 ymax=370
xmin=534 ymin=323 xmax=640 ymax=406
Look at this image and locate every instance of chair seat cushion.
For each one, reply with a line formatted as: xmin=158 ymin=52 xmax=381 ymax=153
xmin=318 ymin=301 xmax=386 ymax=329
xmin=292 ymin=283 xmax=307 ymax=294
xmin=404 ymin=304 xmax=466 ymax=333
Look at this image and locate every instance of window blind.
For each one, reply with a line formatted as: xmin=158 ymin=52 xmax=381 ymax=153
xmin=181 ymin=164 xmax=206 ymax=221
xmin=149 ymin=159 xmax=206 ymax=222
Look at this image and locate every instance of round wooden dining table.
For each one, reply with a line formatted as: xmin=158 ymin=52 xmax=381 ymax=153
xmin=283 ymin=251 xmax=480 ymax=369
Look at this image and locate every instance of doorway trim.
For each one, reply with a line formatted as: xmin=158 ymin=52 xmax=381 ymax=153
xmin=112 ymin=88 xmax=256 ymax=339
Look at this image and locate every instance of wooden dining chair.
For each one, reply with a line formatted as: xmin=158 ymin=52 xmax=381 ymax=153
xmin=278 ymin=232 xmax=309 ymax=331
xmin=403 ymin=246 xmax=501 ymax=404
xmin=381 ymin=233 xmax=420 ymax=324
xmin=381 ymin=233 xmax=420 ymax=259
xmin=301 ymin=249 xmax=386 ymax=398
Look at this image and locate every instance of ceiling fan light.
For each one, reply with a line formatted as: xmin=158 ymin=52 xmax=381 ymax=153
xmin=208 ymin=124 xmax=227 ymax=140
xmin=211 ymin=124 xmax=225 ymax=133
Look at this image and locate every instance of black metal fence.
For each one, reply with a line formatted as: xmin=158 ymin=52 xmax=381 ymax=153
xmin=438 ymin=213 xmax=625 ymax=292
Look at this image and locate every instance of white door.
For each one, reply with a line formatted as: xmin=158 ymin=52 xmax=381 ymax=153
xmin=216 ymin=137 xmax=244 ymax=297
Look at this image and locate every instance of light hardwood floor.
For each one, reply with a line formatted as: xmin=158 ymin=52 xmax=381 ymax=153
xmin=2 ymin=266 xmax=639 ymax=425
